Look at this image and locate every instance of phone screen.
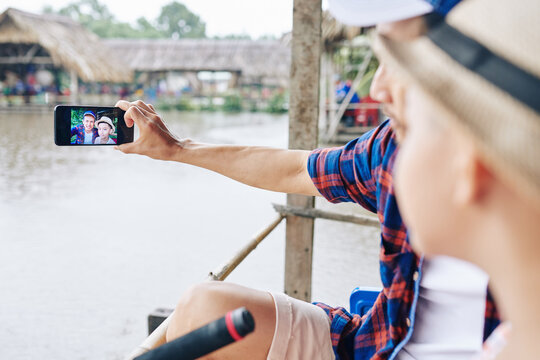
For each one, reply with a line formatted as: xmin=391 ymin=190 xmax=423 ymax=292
xmin=54 ymin=105 xmax=134 ymax=146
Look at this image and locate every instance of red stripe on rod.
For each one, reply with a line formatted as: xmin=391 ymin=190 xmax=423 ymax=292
xmin=225 ymin=311 xmax=244 ymax=341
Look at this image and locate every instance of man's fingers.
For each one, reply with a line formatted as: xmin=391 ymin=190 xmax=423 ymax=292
xmin=132 ymin=100 xmax=155 ymax=114
xmin=124 ymin=105 xmax=148 ymax=128
xmin=116 ymin=100 xmax=135 ymax=127
xmin=117 ymin=141 xmax=136 ymax=154
xmin=114 ymin=99 xmax=167 ymax=158
xmin=117 ymin=99 xmax=154 ymax=114
xmin=131 ymin=103 xmax=155 ymax=118
xmin=117 ymin=99 xmax=158 ymax=128
xmin=115 ymin=100 xmax=130 ymax=110
xmin=122 ymin=112 xmax=135 ymax=128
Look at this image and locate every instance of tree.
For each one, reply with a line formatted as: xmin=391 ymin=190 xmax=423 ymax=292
xmin=135 ymin=17 xmax=164 ymax=38
xmin=57 ymin=0 xmax=114 ymax=26
xmin=45 ymin=0 xmax=135 ymax=38
xmin=157 ymin=2 xmax=206 ymax=39
xmin=214 ymin=34 xmax=252 ymax=40
xmin=43 ymin=0 xmax=207 ymax=39
xmin=44 ymin=0 xmax=159 ymax=38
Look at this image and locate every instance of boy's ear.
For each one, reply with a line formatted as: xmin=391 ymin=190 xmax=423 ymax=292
xmin=453 ymin=147 xmax=493 ymax=206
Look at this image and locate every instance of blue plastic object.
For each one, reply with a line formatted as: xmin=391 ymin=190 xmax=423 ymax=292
xmin=349 ymin=287 xmax=381 ymax=316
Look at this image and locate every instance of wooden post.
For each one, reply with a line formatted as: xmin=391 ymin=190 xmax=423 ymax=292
xmin=285 ymin=0 xmax=322 ymax=302
xmin=228 ymin=71 xmax=240 ymax=89
xmin=328 ymin=54 xmax=336 ymax=137
xmin=319 ymin=52 xmax=327 ymax=131
xmin=69 ymin=69 xmax=78 ymax=104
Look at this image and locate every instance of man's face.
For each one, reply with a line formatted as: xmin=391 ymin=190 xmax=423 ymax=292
xmin=97 ymin=123 xmax=112 ymax=139
xmin=369 ymin=63 xmax=407 ymax=141
xmin=369 ymin=16 xmax=427 ymax=142
xmin=83 ymin=115 xmax=95 ymax=133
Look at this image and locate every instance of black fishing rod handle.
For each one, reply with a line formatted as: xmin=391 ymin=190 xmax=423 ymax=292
xmin=135 ymin=307 xmax=255 ymax=360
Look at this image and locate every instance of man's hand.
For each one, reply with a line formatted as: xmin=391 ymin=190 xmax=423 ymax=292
xmin=114 ymin=99 xmax=320 ymax=196
xmin=115 ymin=100 xmax=183 ymax=161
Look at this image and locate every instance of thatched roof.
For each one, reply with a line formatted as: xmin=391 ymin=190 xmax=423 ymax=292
xmin=322 ymin=10 xmax=363 ymax=44
xmin=279 ymin=10 xmax=363 ymax=52
xmin=104 ymin=38 xmax=290 ymax=86
xmin=0 ymin=8 xmax=132 ymax=82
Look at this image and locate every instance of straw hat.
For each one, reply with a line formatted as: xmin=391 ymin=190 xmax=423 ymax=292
xmin=374 ymin=0 xmax=540 ymax=202
xmin=95 ymin=116 xmax=116 ymax=134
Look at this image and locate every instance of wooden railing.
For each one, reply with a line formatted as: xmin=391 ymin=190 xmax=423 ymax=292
xmin=125 ymin=204 xmax=379 ymax=359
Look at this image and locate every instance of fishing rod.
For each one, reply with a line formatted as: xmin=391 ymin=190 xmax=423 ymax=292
xmin=134 ymin=307 xmax=255 ymax=360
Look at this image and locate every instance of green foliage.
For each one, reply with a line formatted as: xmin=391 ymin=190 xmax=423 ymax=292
xmin=155 ymin=101 xmax=173 ymax=111
xmin=57 ymin=0 xmax=113 ymax=23
xmin=266 ymin=92 xmax=288 ymax=113
xmin=55 ymin=0 xmax=118 ymax=38
xmin=90 ymin=20 xmax=139 ymax=38
xmin=157 ymin=1 xmax=206 ymax=39
xmin=44 ymin=0 xmax=205 ymax=39
xmin=248 ymin=100 xmax=258 ymax=113
xmin=199 ymin=97 xmax=217 ymax=112
xmin=174 ymin=97 xmax=194 ymax=111
xmin=257 ymin=34 xmax=278 ymax=40
xmin=222 ymin=94 xmax=243 ymax=112
xmin=71 ymin=107 xmax=86 ymax=127
xmin=135 ymin=17 xmax=164 ymax=39
xmin=213 ymin=34 xmax=251 ymax=40
xmin=357 ymin=64 xmax=378 ymax=97
xmin=333 ymin=42 xmax=379 ymax=98
xmin=155 ymin=96 xmax=194 ymax=111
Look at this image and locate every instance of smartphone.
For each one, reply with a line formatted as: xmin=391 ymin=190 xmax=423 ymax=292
xmin=54 ymin=105 xmax=134 ymax=146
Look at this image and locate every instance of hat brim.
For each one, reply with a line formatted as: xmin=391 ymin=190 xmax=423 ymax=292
xmin=96 ymin=120 xmax=116 ymax=134
xmin=374 ymin=33 xmax=540 ymax=202
xmin=328 ymin=0 xmax=433 ymax=27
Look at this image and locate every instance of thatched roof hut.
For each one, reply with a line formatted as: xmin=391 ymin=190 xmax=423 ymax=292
xmin=104 ymin=38 xmax=290 ymax=87
xmin=280 ymin=10 xmax=363 ymax=52
xmin=103 ymin=11 xmax=360 ymax=88
xmin=322 ymin=10 xmax=363 ymax=46
xmin=0 ymin=8 xmax=132 ymax=82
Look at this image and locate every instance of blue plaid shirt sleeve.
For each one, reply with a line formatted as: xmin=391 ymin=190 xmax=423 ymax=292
xmin=308 ymin=119 xmax=394 ymax=213
xmin=306 ymin=119 xmax=500 ymax=359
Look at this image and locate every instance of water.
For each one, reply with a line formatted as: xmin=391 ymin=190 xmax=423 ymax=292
xmin=0 ymin=110 xmax=380 ymax=359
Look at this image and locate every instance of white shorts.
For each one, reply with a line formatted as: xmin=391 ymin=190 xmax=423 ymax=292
xmin=267 ymin=292 xmax=335 ymax=360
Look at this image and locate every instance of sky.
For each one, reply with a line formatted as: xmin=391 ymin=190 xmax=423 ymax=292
xmin=0 ymin=0 xmax=329 ymax=38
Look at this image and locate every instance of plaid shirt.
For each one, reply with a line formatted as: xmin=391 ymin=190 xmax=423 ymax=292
xmin=71 ymin=124 xmax=98 ymax=145
xmin=307 ymin=120 xmax=500 ymax=360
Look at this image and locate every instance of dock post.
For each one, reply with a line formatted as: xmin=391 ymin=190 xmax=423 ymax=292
xmin=285 ymin=0 xmax=322 ymax=302
xmin=69 ymin=69 xmax=79 ymax=104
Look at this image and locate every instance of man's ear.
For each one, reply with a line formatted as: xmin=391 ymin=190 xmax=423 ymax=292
xmin=453 ymin=147 xmax=494 ymax=206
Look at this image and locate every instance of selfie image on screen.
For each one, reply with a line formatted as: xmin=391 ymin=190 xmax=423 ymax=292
xmin=70 ymin=108 xmax=119 ymax=145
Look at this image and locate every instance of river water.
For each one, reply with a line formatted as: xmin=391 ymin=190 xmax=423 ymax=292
xmin=0 ymin=110 xmax=380 ymax=359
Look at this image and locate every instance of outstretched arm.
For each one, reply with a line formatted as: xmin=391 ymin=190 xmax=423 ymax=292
xmin=115 ymin=100 xmax=320 ymax=197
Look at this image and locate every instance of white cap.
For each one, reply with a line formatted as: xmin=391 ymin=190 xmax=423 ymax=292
xmin=328 ymin=0 xmax=433 ymax=27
